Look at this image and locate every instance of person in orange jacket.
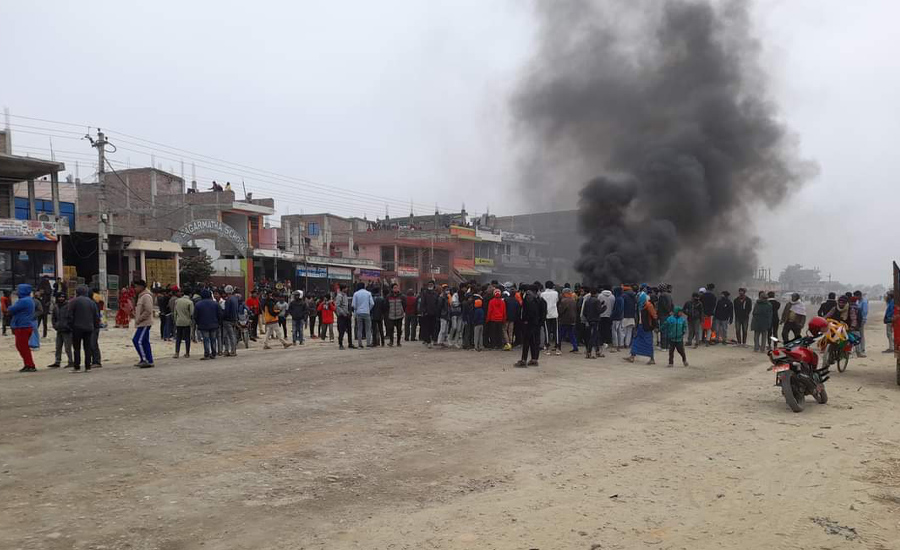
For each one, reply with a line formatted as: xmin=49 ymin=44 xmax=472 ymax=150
xmin=487 ymin=288 xmax=507 ymax=350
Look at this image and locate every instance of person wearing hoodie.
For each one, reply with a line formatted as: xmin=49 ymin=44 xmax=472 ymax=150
xmin=47 ymin=293 xmax=73 ymax=369
xmin=133 ymin=279 xmax=155 ymax=368
xmin=540 ymin=281 xmax=560 ymax=353
xmin=194 ymin=289 xmax=223 ymax=359
xmin=598 ymin=286 xmax=615 ymax=354
xmin=221 ymin=285 xmax=240 ymax=357
xmin=419 ymin=281 xmax=440 ymax=348
xmin=288 ymin=290 xmax=308 ymax=346
xmin=713 ymin=290 xmax=734 ymax=344
xmin=664 ymin=307 xmax=689 ymax=367
xmin=386 ymin=284 xmax=405 ymax=347
xmin=750 ymin=291 xmax=773 ymax=352
xmin=557 ymin=287 xmax=578 ymax=353
xmin=8 ymin=285 xmax=38 ymax=371
xmin=67 ymin=284 xmax=100 ymax=371
xmin=515 ymin=284 xmax=545 ymax=366
xmin=486 ymin=288 xmax=507 ymax=350
xmin=732 ymin=288 xmax=753 ymax=348
xmin=173 ymin=288 xmax=195 ymax=358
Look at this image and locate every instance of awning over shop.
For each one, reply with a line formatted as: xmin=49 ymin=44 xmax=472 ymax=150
xmin=126 ymin=240 xmax=184 ymax=253
xmin=456 ymin=267 xmax=480 ymax=277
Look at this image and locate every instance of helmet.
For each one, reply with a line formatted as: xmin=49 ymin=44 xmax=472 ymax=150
xmin=808 ymin=316 xmax=828 ymax=336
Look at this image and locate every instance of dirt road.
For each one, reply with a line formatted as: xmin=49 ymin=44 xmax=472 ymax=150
xmin=2 ymin=318 xmax=900 ymax=549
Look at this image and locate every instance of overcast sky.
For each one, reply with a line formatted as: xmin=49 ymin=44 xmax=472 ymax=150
xmin=3 ymin=0 xmax=898 ymax=285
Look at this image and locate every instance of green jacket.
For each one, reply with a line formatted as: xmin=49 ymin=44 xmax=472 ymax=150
xmin=664 ymin=315 xmax=687 ymax=342
xmin=751 ymin=299 xmax=773 ymax=332
xmin=173 ymin=296 xmax=195 ymax=327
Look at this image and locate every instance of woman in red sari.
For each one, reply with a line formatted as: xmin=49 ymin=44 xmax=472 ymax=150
xmin=115 ymin=286 xmax=135 ymax=328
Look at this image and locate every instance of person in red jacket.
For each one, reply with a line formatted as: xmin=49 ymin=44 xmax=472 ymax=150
xmin=487 ymin=288 xmax=507 ymax=350
xmin=317 ymin=296 xmax=336 ymax=342
xmin=403 ymin=289 xmax=418 ymax=342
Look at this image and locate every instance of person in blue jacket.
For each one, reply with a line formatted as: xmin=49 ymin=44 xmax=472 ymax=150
xmin=193 ymin=289 xmax=223 ymax=360
xmin=9 ymin=284 xmax=37 ymax=372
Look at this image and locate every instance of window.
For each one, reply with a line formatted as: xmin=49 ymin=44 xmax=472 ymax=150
xmin=308 ymin=222 xmax=320 ymax=236
xmin=519 ymin=245 xmax=528 ymax=256
xmin=13 ymin=198 xmax=76 ymax=229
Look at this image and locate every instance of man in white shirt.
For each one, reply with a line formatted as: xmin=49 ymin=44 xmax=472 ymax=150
xmin=541 ymin=281 xmax=560 ymax=355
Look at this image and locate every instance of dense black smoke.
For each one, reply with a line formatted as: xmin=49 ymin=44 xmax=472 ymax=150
xmin=513 ymin=0 xmax=815 ymax=289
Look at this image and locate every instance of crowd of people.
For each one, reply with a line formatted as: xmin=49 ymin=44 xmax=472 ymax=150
xmin=3 ymin=275 xmax=887 ymax=373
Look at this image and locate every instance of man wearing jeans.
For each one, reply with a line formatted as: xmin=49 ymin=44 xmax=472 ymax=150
xmin=288 ymin=290 xmax=307 ymax=345
xmin=47 ymin=293 xmax=73 ymax=368
xmin=352 ymin=282 xmax=374 ymax=348
xmin=221 ymin=285 xmax=240 ymax=356
xmin=173 ymin=288 xmax=195 ymax=358
xmin=335 ymin=285 xmax=354 ymax=349
xmin=540 ymin=281 xmax=560 ymax=353
xmin=194 ymin=289 xmax=222 ymax=359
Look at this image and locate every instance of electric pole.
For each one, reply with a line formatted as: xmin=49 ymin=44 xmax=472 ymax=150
xmin=89 ymin=129 xmax=110 ymax=321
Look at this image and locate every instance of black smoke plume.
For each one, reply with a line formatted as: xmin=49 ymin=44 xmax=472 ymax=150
xmin=513 ymin=0 xmax=816 ymax=289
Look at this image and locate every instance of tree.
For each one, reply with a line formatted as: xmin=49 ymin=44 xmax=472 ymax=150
xmin=180 ymin=252 xmax=215 ymax=286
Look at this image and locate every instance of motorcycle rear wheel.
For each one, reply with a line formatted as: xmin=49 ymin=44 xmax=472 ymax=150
xmin=780 ymin=372 xmax=805 ymax=412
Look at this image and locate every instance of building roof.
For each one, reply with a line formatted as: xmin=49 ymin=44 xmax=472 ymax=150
xmin=0 ymin=153 xmax=65 ymax=183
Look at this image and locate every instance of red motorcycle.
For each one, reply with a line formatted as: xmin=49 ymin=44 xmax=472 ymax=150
xmin=768 ymin=316 xmax=831 ymax=413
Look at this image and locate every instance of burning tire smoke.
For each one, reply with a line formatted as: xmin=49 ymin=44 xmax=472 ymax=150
xmin=513 ymin=0 xmax=816 ymax=288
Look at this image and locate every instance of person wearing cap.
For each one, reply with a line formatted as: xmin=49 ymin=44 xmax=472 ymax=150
xmin=221 ymin=285 xmax=240 ymax=356
xmin=132 ymin=279 xmax=156 ymax=368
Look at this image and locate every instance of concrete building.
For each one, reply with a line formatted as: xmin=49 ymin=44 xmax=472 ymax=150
xmin=0 ymin=130 xmax=68 ymax=291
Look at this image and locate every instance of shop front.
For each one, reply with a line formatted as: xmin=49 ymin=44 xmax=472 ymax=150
xmin=0 ymin=220 xmax=61 ymax=292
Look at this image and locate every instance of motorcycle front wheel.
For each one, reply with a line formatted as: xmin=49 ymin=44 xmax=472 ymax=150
xmin=814 ymin=386 xmax=828 ymax=404
xmin=836 ymin=351 xmax=849 ymax=373
xmin=780 ymin=372 xmax=805 ymax=412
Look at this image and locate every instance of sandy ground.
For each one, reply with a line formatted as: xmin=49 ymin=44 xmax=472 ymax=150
xmin=2 ymin=304 xmax=900 ymax=550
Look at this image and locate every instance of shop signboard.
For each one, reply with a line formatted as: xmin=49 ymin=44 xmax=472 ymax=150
xmin=474 ymin=257 xmax=495 ymax=267
xmin=358 ymin=269 xmax=382 ymax=278
xmin=328 ymin=267 xmax=352 ymax=280
xmin=0 ymin=219 xmax=58 ymax=241
xmin=297 ymin=265 xmax=328 ymax=278
xmin=396 ymin=266 xmax=419 ymax=278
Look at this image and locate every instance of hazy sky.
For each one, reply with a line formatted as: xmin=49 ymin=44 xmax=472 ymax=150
xmin=3 ymin=1 xmax=898 ymax=284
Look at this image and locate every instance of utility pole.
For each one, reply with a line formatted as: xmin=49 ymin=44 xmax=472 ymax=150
xmin=88 ymin=129 xmax=110 ymax=321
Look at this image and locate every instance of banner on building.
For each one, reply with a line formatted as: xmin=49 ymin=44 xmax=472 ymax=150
xmin=0 ymin=219 xmax=58 ymax=241
xmin=328 ymin=267 xmax=352 ymax=280
xmin=396 ymin=266 xmax=419 ymax=278
xmin=474 ymin=257 xmax=495 ymax=267
xmin=297 ymin=265 xmax=327 ymax=278
xmin=358 ymin=269 xmax=382 ymax=278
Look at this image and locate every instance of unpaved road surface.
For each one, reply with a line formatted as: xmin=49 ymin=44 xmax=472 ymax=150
xmin=3 ymin=319 xmax=900 ymax=549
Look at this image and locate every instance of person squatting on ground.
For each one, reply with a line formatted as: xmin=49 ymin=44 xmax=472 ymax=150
xmin=133 ymin=279 xmax=155 ymax=368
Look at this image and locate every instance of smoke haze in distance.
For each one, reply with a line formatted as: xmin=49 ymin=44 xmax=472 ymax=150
xmin=512 ymin=0 xmax=817 ymax=289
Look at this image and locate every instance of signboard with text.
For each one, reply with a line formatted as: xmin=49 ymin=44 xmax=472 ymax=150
xmin=397 ymin=266 xmax=419 ymax=278
xmin=474 ymin=257 xmax=495 ymax=267
xmin=297 ymin=265 xmax=328 ymax=278
xmin=0 ymin=219 xmax=58 ymax=241
xmin=328 ymin=267 xmax=352 ymax=280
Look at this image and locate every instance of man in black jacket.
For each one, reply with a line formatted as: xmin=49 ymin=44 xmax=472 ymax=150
xmin=700 ymin=284 xmax=718 ymax=344
xmin=515 ymin=284 xmax=547 ymax=367
xmin=733 ymin=288 xmax=753 ymax=347
xmin=67 ymin=285 xmax=100 ymax=372
xmin=714 ymin=290 xmax=734 ymax=344
xmin=371 ymin=287 xmax=386 ymax=347
xmin=47 ymin=293 xmax=73 ymax=368
xmin=818 ymin=292 xmax=837 ymax=317
xmin=683 ymin=293 xmax=705 ymax=348
xmin=419 ymin=281 xmax=440 ymax=348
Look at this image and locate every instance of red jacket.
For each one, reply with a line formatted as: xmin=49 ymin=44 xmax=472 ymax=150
xmin=403 ymin=295 xmax=418 ymax=315
xmin=487 ymin=297 xmax=507 ymax=323
xmin=317 ymin=302 xmax=335 ymax=324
